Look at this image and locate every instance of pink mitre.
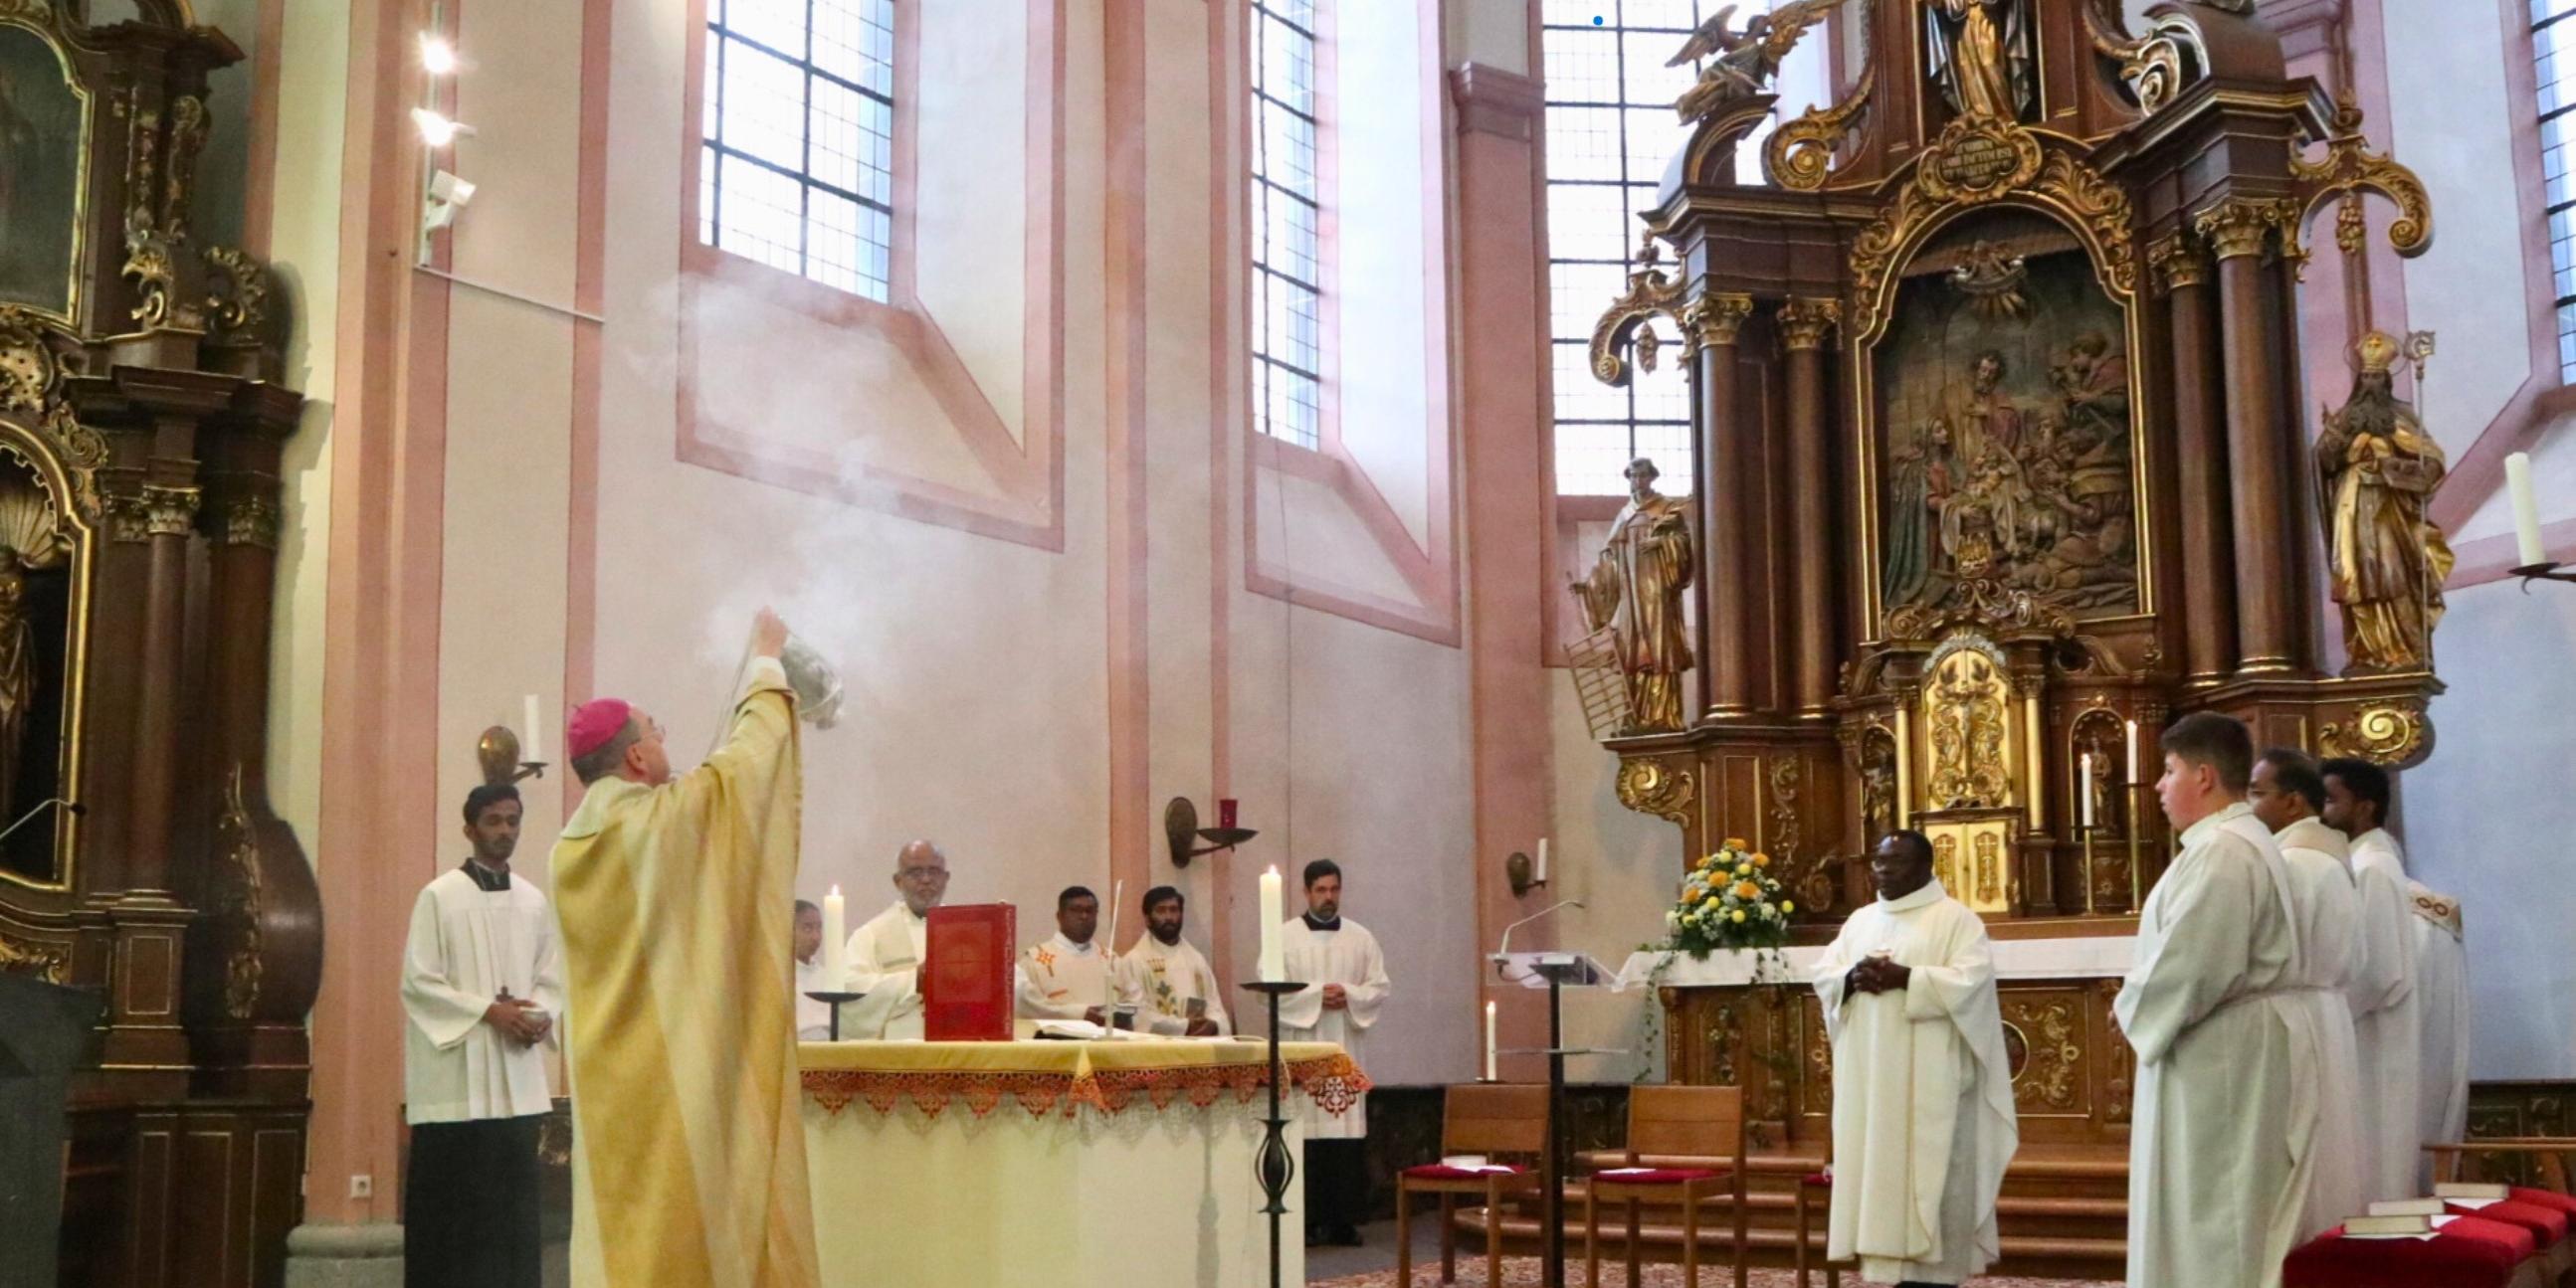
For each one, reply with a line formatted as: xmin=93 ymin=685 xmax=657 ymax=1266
xmin=565 ymin=698 xmax=633 ymax=761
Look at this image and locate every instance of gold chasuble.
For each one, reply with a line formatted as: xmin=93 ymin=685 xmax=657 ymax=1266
xmin=552 ymin=663 xmax=819 ymax=1288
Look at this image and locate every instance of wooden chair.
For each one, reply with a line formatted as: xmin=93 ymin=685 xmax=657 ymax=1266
xmin=1396 ymin=1083 xmax=1549 ymax=1286
xmin=2429 ymin=1139 xmax=2576 ymax=1193
xmin=1792 ymin=1166 xmax=1844 ymax=1288
xmin=1581 ymin=1084 xmax=1749 ymax=1288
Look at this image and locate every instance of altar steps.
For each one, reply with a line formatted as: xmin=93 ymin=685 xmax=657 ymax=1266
xmin=1451 ymin=1144 xmax=2130 ymax=1281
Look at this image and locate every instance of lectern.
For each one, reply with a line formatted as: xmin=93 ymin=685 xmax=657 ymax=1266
xmin=1491 ymin=950 xmax=1618 ymax=1288
xmin=0 ymin=975 xmax=101 ymax=1288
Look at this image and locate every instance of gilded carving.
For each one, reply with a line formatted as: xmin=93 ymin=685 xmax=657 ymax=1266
xmin=1681 ymin=290 xmax=1755 ymax=357
xmin=2317 ymin=703 xmax=2428 ymax=767
xmin=2193 ymin=196 xmax=2299 ymax=263
xmin=141 ymin=484 xmax=199 ymax=537
xmin=1671 ymin=0 xmax=1851 ymax=125
xmin=1572 ymin=459 xmax=1695 ymax=733
xmin=1923 ymin=635 xmax=2012 ymax=810
xmin=99 ymin=491 xmax=151 ymax=544
xmin=2098 ymin=978 xmax=2133 ymax=1124
xmin=211 ymin=765 xmax=266 ymax=1019
xmin=2002 ymin=997 xmax=2084 ymax=1110
xmin=1804 ymin=996 xmax=1833 ymax=1112
xmin=1931 ymin=831 xmax=1961 ymax=895
xmin=0 ymin=306 xmax=106 ymax=468
xmin=2082 ymin=0 xmax=2200 ymax=113
xmin=1776 ymin=298 xmax=1843 ymax=352
xmin=1858 ymin=725 xmax=1897 ymax=843
xmin=1588 ymin=241 xmax=1688 ymax=387
xmin=1616 ymin=757 xmax=1695 ymax=827
xmin=202 ymin=246 xmax=273 ymax=343
xmin=2318 ymin=331 xmax=2454 ymax=673
xmin=1769 ymin=755 xmax=1803 ymax=870
xmin=2147 ymin=232 xmax=2208 ymax=293
xmin=2290 ymin=126 xmax=2434 ymax=261
xmin=0 ymin=929 xmax=68 ymax=983
xmin=221 ymin=493 xmax=280 ymax=549
xmin=1765 ymin=56 xmax=1875 ymax=192
xmin=1973 ymin=828 xmax=2003 ymax=905
xmin=161 ymin=94 xmax=207 ymax=245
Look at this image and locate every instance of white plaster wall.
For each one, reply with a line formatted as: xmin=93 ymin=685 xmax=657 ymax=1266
xmin=2458 ymin=417 xmax=2576 ymax=543
xmin=1547 ymin=681 xmax=1685 ymax=1083
xmin=1332 ymin=0 xmax=1438 ymax=550
xmin=1447 ymin=0 xmax=1528 ymax=78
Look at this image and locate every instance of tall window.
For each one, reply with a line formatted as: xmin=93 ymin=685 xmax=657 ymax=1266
xmin=1252 ymin=0 xmax=1324 ymax=450
xmin=1542 ymin=0 xmax=1768 ymax=495
xmin=699 ymin=0 xmax=897 ymax=301
xmin=2536 ymin=0 xmax=2576 ymax=379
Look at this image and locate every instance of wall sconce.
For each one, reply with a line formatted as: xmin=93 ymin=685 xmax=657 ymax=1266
xmin=1505 ymin=838 xmax=1551 ymax=897
xmin=476 ymin=726 xmax=547 ymax=787
xmin=1163 ymin=797 xmax=1257 ymax=868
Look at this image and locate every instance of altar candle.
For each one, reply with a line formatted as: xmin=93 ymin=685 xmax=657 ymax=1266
xmin=2508 ymin=453 xmax=2547 ymax=568
xmin=1534 ymin=838 xmax=1549 ymax=885
xmin=522 ymin=694 xmax=542 ymax=763
xmin=2124 ymin=719 xmax=2138 ymax=786
xmin=2081 ymin=754 xmax=2096 ymax=828
xmin=1258 ymin=867 xmax=1285 ymax=982
xmin=823 ymin=885 xmax=847 ymax=987
xmin=1485 ymin=1000 xmax=1498 ymax=1081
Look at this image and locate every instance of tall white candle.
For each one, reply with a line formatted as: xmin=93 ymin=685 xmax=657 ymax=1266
xmin=2124 ymin=719 xmax=2138 ymax=786
xmin=1485 ymin=1000 xmax=1498 ymax=1081
xmin=523 ymin=694 xmax=542 ymax=763
xmin=2081 ymin=754 xmax=2096 ymax=828
xmin=1534 ymin=838 xmax=1548 ymax=885
xmin=1258 ymin=867 xmax=1285 ymax=982
xmin=2508 ymin=452 xmax=2548 ymax=568
xmin=822 ymin=885 xmax=847 ymax=988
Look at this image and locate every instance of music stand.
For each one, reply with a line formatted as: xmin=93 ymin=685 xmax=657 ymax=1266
xmin=1491 ymin=950 xmax=1619 ymax=1288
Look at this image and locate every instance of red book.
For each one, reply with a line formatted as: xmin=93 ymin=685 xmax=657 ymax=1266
xmin=923 ymin=903 xmax=1016 ymax=1041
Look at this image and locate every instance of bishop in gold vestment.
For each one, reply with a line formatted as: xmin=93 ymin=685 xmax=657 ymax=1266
xmin=551 ymin=611 xmax=818 ymax=1288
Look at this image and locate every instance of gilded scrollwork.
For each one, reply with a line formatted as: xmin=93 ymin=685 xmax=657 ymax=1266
xmin=1776 ymin=298 xmax=1843 ymax=352
xmin=1681 ymin=290 xmax=1755 ymax=358
xmin=1764 ymin=56 xmax=1875 ymax=192
xmin=221 ymin=493 xmax=280 ymax=549
xmin=2290 ymin=126 xmax=2434 ymax=261
xmin=2317 ymin=702 xmax=2428 ymax=767
xmin=1616 ymin=757 xmax=1695 ymax=827
xmin=1768 ymin=756 xmax=1802 ymax=870
xmin=0 ymin=929 xmax=69 ymax=983
xmin=141 ymin=484 xmax=200 ymax=538
xmin=2194 ymin=196 xmax=2301 ymax=263
xmin=211 ymin=765 xmax=266 ymax=1019
xmin=2147 ymin=232 xmax=2209 ymax=294
xmin=2001 ymin=997 xmax=2085 ymax=1111
xmin=161 ymin=94 xmax=208 ymax=245
xmin=99 ymin=491 xmax=152 ymax=543
xmin=2098 ymin=978 xmax=2133 ymax=1124
xmin=1923 ymin=635 xmax=2014 ymax=810
xmin=1587 ymin=241 xmax=1688 ymax=387
xmin=202 ymin=246 xmax=274 ymax=343
xmin=0 ymin=307 xmax=109 ymax=470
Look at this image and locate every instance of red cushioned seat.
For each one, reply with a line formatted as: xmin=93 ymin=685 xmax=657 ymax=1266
xmin=1400 ymin=1163 xmax=1529 ymax=1181
xmin=2450 ymin=1199 xmax=2571 ymax=1246
xmin=1592 ymin=1167 xmax=1726 ymax=1185
xmin=2510 ymin=1188 xmax=2576 ymax=1219
xmin=2283 ymin=1215 xmax=2538 ymax=1288
xmin=1800 ymin=1172 xmax=1833 ymax=1188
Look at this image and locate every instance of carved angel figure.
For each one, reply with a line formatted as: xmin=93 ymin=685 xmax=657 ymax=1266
xmin=2316 ymin=332 xmax=2455 ymax=672
xmin=1672 ymin=0 xmax=1854 ymax=122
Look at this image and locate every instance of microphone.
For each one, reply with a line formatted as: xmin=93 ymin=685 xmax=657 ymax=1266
xmin=1494 ymin=899 xmax=1587 ymax=964
xmin=0 ymin=798 xmax=84 ymax=846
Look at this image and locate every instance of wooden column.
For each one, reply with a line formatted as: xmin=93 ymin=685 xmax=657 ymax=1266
xmin=126 ymin=478 xmax=199 ymax=897
xmin=1777 ymin=298 xmax=1842 ymax=718
xmin=2155 ymin=234 xmax=2236 ymax=683
xmin=2201 ymin=199 xmax=2301 ymax=674
xmin=1688 ymin=291 xmax=1756 ymax=718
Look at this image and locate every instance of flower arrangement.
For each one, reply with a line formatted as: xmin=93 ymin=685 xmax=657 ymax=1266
xmin=1663 ymin=837 xmax=1792 ymax=960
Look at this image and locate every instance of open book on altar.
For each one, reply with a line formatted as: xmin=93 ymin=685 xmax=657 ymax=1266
xmin=924 ymin=903 xmax=1015 ymax=1040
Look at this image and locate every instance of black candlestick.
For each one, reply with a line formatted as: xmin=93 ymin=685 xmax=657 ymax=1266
xmin=1240 ymin=980 xmax=1308 ymax=1288
xmin=802 ymin=991 xmax=862 ymax=1041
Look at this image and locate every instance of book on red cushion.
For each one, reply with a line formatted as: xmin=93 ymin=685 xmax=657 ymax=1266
xmin=923 ymin=903 xmax=1016 ymax=1041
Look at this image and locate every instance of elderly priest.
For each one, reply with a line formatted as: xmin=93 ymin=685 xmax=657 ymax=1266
xmin=839 ymin=838 xmax=949 ymax=1039
xmin=1811 ymin=830 xmax=2017 ymax=1287
xmin=550 ymin=608 xmax=818 ymax=1288
xmin=2117 ymin=713 xmax=2321 ymax=1288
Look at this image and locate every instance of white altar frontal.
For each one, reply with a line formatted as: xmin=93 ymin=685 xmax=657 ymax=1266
xmin=797 ymin=1038 xmax=1368 ymax=1288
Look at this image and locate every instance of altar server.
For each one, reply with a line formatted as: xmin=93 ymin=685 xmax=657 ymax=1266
xmin=792 ymin=900 xmax=830 ymax=1041
xmin=2321 ymin=756 xmax=2422 ymax=1202
xmin=2251 ymin=748 xmax=2369 ymax=1238
xmin=2411 ymin=880 xmax=2471 ymax=1179
xmin=2116 ymin=713 xmax=2319 ymax=1288
xmin=1811 ymin=830 xmax=2017 ymax=1287
xmin=1280 ymin=859 xmax=1390 ymax=1248
xmin=401 ymin=784 xmax=562 ymax=1288
xmin=1017 ymin=885 xmax=1113 ymax=1024
xmin=839 ymin=839 xmax=948 ymax=1040
xmin=1118 ymin=885 xmax=1228 ymax=1036
xmin=551 ymin=608 xmax=818 ymax=1288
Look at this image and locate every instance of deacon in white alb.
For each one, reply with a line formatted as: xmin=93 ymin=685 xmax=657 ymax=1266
xmin=2410 ymin=878 xmax=2470 ymax=1176
xmin=1116 ymin=885 xmax=1229 ymax=1036
xmin=400 ymin=783 xmax=564 ymax=1288
xmin=1280 ymin=859 xmax=1391 ymax=1248
xmin=2321 ymin=756 xmax=2423 ymax=1202
xmin=1811 ymin=830 xmax=2018 ymax=1287
xmin=2117 ymin=713 xmax=2321 ymax=1288
xmin=2251 ymin=748 xmax=2369 ymax=1239
xmin=1016 ymin=885 xmax=1114 ymax=1024
xmin=840 ymin=839 xmax=948 ymax=1040
xmin=792 ymin=899 xmax=830 ymax=1041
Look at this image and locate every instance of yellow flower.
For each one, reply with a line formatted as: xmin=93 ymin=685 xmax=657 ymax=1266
xmin=1699 ymin=855 xmax=1720 ymax=871
xmin=1722 ymin=837 xmax=1748 ymax=851
xmin=1782 ymin=901 xmax=1796 ymax=913
xmin=1735 ymin=881 xmax=1761 ymax=900
xmin=1751 ymin=852 xmax=1770 ymax=869
xmin=1702 ymin=894 xmax=1721 ymax=908
xmin=1730 ymin=909 xmax=1746 ymax=923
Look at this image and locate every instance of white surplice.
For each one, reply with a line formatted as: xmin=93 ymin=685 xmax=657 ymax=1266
xmin=2275 ymin=816 xmax=2369 ymax=1238
xmin=1279 ymin=916 xmax=1390 ymax=1139
xmin=841 ymin=901 xmax=928 ymax=1040
xmin=2410 ymin=880 xmax=2470 ymax=1185
xmin=401 ymin=865 xmax=565 ymax=1124
xmin=1811 ymin=879 xmax=2018 ymax=1285
xmin=794 ymin=956 xmax=832 ymax=1041
xmin=2347 ymin=827 xmax=2423 ymax=1203
xmin=2116 ymin=802 xmax=2317 ymax=1288
xmin=1016 ymin=933 xmax=1113 ymax=1020
xmin=1117 ymin=934 xmax=1231 ymax=1036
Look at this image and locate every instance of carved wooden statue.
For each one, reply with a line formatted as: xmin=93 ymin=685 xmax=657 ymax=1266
xmin=2317 ymin=331 xmax=2455 ymax=672
xmin=1923 ymin=0 xmax=2034 ymax=121
xmin=1572 ymin=458 xmax=1696 ymax=733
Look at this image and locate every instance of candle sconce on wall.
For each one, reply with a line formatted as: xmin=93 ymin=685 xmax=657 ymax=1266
xmin=1163 ymin=797 xmax=1258 ymax=868
xmin=476 ymin=726 xmax=549 ymax=787
xmin=1505 ymin=838 xmax=1551 ymax=897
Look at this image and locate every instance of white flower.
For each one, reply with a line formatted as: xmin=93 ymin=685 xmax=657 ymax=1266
xmin=1665 ymin=910 xmax=1681 ymax=928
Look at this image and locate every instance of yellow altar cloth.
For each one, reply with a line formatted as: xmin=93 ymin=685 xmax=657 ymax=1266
xmin=799 ymin=1039 xmax=1366 ymax=1287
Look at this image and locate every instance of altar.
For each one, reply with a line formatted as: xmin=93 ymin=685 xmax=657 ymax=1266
xmin=797 ymin=1039 xmax=1367 ymax=1288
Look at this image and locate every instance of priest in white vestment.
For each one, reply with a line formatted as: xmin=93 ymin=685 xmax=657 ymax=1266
xmin=2252 ymin=748 xmax=2370 ymax=1238
xmin=2410 ymin=880 xmax=2470 ymax=1181
xmin=1811 ymin=831 xmax=2017 ymax=1287
xmin=2117 ymin=713 xmax=2320 ymax=1288
xmin=1280 ymin=859 xmax=1390 ymax=1247
xmin=2322 ymin=757 xmax=2423 ymax=1202
xmin=1117 ymin=885 xmax=1228 ymax=1036
xmin=792 ymin=899 xmax=830 ymax=1041
xmin=1016 ymin=886 xmax=1114 ymax=1024
xmin=839 ymin=839 xmax=948 ymax=1040
xmin=401 ymin=784 xmax=565 ymax=1288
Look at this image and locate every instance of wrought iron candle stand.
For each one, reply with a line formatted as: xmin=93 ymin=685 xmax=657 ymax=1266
xmin=802 ymin=991 xmax=862 ymax=1040
xmin=1240 ymin=980 xmax=1307 ymax=1288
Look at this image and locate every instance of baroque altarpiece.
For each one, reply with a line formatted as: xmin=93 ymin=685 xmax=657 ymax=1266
xmin=0 ymin=0 xmax=315 ymax=1283
xmin=1579 ymin=0 xmax=2446 ymax=1176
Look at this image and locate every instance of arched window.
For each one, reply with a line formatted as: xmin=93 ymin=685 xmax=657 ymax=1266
xmin=698 ymin=0 xmax=897 ymax=301
xmin=1252 ymin=0 xmax=1325 ymax=449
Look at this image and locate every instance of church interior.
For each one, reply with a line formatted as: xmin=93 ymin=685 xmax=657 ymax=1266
xmin=1 ymin=0 xmax=2573 ymax=1284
